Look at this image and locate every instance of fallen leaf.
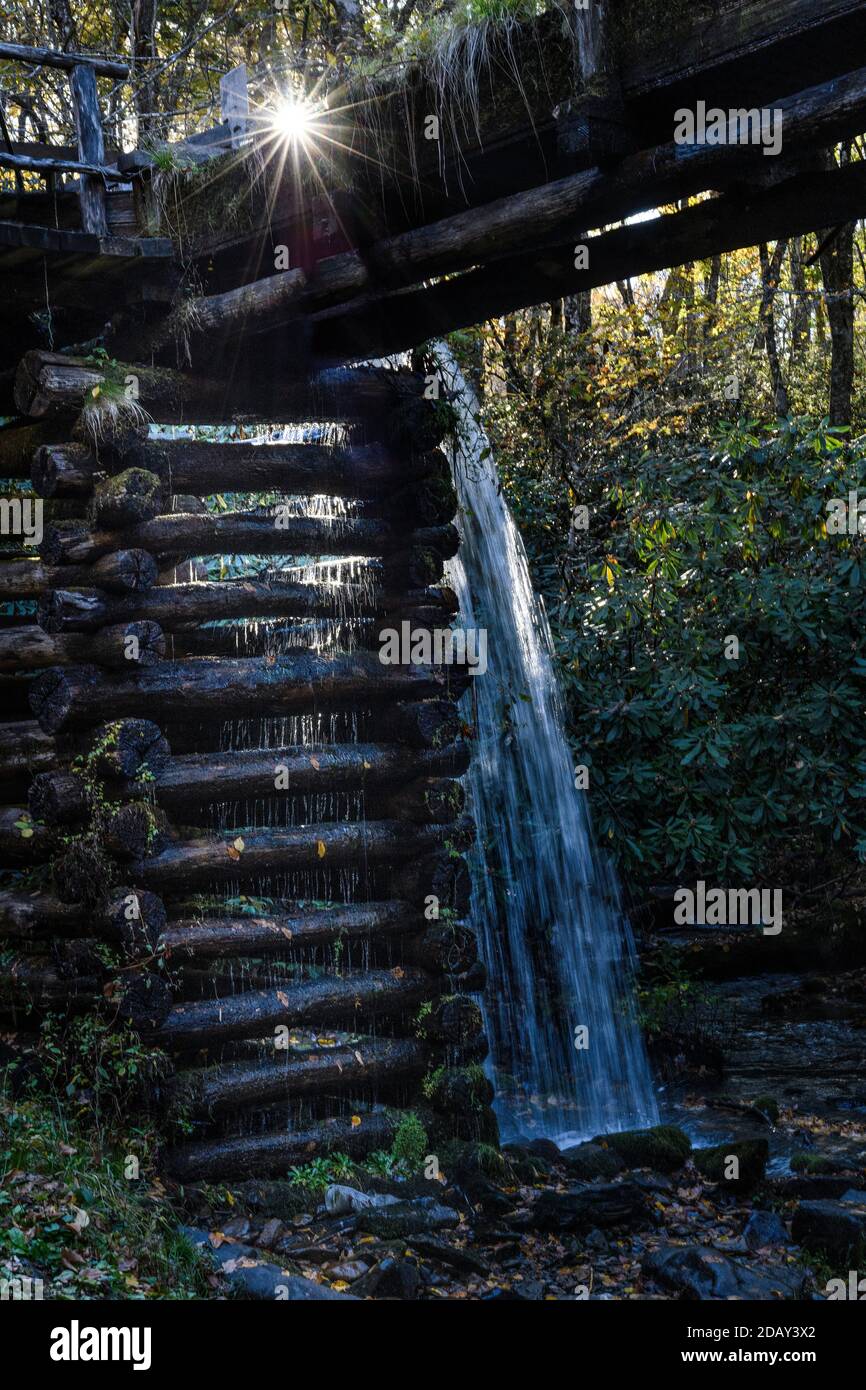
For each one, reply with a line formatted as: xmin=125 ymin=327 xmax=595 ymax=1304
xmin=350 ymin=1115 xmax=361 ymax=1128
xmin=316 ymin=840 xmax=326 ymax=859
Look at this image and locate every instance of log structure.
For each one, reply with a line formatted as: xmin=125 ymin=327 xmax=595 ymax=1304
xmin=0 ymin=340 xmax=489 ymax=1181
xmin=3 ymin=0 xmax=864 ymax=1183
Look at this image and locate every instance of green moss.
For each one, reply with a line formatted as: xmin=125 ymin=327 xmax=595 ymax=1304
xmin=594 ymin=1123 xmax=692 ymax=1173
xmin=790 ymin=1151 xmax=842 ymax=1175
xmin=694 ymin=1138 xmax=769 ymax=1187
xmin=753 ymin=1094 xmax=780 ymax=1124
xmin=391 ymin=1111 xmax=429 ymax=1170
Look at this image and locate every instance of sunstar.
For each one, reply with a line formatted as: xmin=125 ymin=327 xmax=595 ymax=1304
xmin=49 ymin=1321 xmax=152 ymax=1371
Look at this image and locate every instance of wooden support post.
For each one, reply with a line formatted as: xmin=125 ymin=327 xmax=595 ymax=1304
xmin=70 ymin=63 xmax=108 ymax=236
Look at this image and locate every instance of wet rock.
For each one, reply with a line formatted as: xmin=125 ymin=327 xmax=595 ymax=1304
xmin=791 ymin=1199 xmax=866 ymax=1262
xmin=326 ymin=1260 xmax=370 ymax=1281
xmin=179 ymin=1227 xmax=357 ymax=1300
xmin=592 ymin=1124 xmax=692 ymax=1174
xmin=457 ymin=1173 xmax=515 ymax=1217
xmin=643 ymin=1245 xmax=806 ymax=1300
xmin=408 ymin=1234 xmax=492 ymax=1276
xmin=351 ymin=1257 xmax=421 ymax=1300
xmin=358 ymin=1197 xmax=460 ymax=1239
xmin=524 ymin=1138 xmax=562 ymax=1163
xmin=324 ymin=1185 xmax=400 ymax=1216
xmin=501 ymin=1142 xmax=555 ymax=1180
xmin=769 ymin=1174 xmax=861 ymax=1200
xmin=529 ymin=1181 xmax=649 ymax=1234
xmin=743 ymin=1210 xmax=789 ymax=1250
xmin=694 ymin=1139 xmax=768 ymax=1188
xmin=790 ymin=1151 xmax=852 ymax=1176
xmin=561 ymin=1141 xmax=626 ymax=1181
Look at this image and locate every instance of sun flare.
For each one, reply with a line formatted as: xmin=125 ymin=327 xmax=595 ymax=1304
xmin=271 ymin=98 xmax=315 ymax=142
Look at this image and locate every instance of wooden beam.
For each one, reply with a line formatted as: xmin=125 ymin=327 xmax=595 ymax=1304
xmin=0 ymin=41 xmax=128 ymax=79
xmin=311 ymin=161 xmax=866 ymax=360
xmin=70 ymin=64 xmax=109 ymax=235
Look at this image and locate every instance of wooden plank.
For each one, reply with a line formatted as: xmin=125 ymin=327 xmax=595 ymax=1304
xmin=220 ymin=65 xmax=248 ymax=149
xmin=70 ymin=64 xmax=108 ymax=235
xmin=0 ymin=41 xmax=128 ymax=79
xmin=0 ymin=220 xmax=172 ymax=259
xmin=0 ymin=149 xmax=124 ymax=180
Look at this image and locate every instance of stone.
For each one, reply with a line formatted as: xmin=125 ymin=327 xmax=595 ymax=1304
xmin=643 ymin=1245 xmax=806 ymax=1300
xmin=694 ymin=1139 xmax=768 ymax=1188
xmin=358 ymin=1197 xmax=460 ymax=1239
xmin=743 ymin=1210 xmax=789 ymax=1250
xmin=324 ymin=1185 xmax=400 ymax=1215
xmin=351 ymin=1257 xmax=421 ymax=1300
xmin=592 ymin=1124 xmax=692 ymax=1174
xmin=530 ymin=1181 xmax=648 ymax=1234
xmin=791 ymin=1199 xmax=866 ymax=1262
xmin=178 ymin=1227 xmax=358 ymax=1300
xmin=560 ymin=1141 xmax=626 ymax=1181
xmin=326 ymin=1260 xmax=370 ymax=1281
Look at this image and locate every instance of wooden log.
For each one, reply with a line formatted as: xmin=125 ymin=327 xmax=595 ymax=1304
xmin=0 ymin=957 xmax=98 ymax=1010
xmin=110 ymin=971 xmax=173 ymax=1032
xmin=0 ymin=620 xmax=163 ymax=671
xmin=389 ymin=853 xmax=472 ymax=917
xmin=91 ymin=469 xmax=163 ymax=527
xmin=165 ymin=1111 xmax=398 ymax=1180
xmin=39 ymin=513 xmax=459 ymax=566
xmin=0 ymin=41 xmax=128 ymax=78
xmin=29 ymin=656 xmax=468 ymax=734
xmin=417 ymin=994 xmax=485 ymax=1046
xmin=14 ymin=354 xmax=432 ymax=431
xmin=33 ymin=438 xmax=437 ymax=501
xmin=0 ymin=806 xmax=51 ymax=863
xmin=315 ymin=161 xmax=866 ymax=360
xmin=133 ymin=741 xmax=468 ymax=819
xmin=133 ymin=818 xmax=474 ymax=894
xmin=161 ymin=901 xmax=418 ymax=960
xmin=156 ymin=966 xmax=435 ymax=1049
xmin=37 ymin=580 xmax=457 ymax=634
xmin=0 ymin=421 xmax=66 ymax=480
xmin=0 ymin=721 xmax=55 ymax=780
xmin=84 ymin=718 xmax=171 ymax=778
xmin=29 ymin=772 xmax=91 ymax=825
xmin=0 ymin=549 xmax=158 ymax=598
xmin=166 ymin=1036 xmax=428 ymax=1118
xmin=0 ymin=887 xmax=164 ymax=955
xmin=70 ymin=63 xmax=109 ymax=236
xmin=141 ymin=268 xmax=310 ymax=357
xmin=370 ymin=698 xmax=464 ymax=749
xmin=373 ymin=777 xmax=465 ymax=823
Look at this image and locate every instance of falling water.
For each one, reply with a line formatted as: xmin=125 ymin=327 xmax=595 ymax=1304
xmin=435 ymin=343 xmax=658 ymax=1144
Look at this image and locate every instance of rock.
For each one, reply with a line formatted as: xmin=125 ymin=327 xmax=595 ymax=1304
xmin=351 ymin=1257 xmax=421 ymax=1299
xmin=752 ymin=1094 xmax=780 ymax=1124
xmin=585 ymin=1228 xmax=610 ymax=1252
xmin=501 ymin=1142 xmax=554 ymax=1180
xmin=743 ymin=1210 xmax=789 ymax=1250
xmin=770 ymin=1174 xmax=864 ymax=1200
xmin=694 ymin=1139 xmax=768 ymax=1188
xmin=524 ymin=1138 xmax=562 ymax=1162
xmin=592 ymin=1124 xmax=692 ymax=1174
xmin=358 ymin=1197 xmax=460 ymax=1239
xmin=229 ymin=1263 xmax=357 ymax=1301
xmin=560 ymin=1141 xmax=626 ymax=1181
xmin=326 ymin=1260 xmax=370 ymax=1281
xmin=324 ymin=1185 xmax=400 ymax=1216
xmin=408 ymin=1233 xmax=492 ymax=1276
xmin=791 ymin=1199 xmax=866 ymax=1262
xmin=453 ymin=1171 xmax=514 ymax=1216
xmin=178 ymin=1227 xmax=358 ymax=1300
xmin=790 ymin=1151 xmax=851 ymax=1175
xmin=529 ymin=1181 xmax=648 ymax=1234
xmin=643 ymin=1246 xmax=806 ymax=1300
xmin=257 ymin=1218 xmax=284 ymax=1248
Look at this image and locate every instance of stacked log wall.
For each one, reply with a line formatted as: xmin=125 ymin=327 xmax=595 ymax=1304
xmin=0 ymin=356 xmax=493 ymax=1180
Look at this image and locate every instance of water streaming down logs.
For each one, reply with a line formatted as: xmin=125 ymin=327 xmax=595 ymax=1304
xmin=1 ymin=363 xmax=493 ymax=1177
xmin=435 ymin=343 xmax=658 ymax=1144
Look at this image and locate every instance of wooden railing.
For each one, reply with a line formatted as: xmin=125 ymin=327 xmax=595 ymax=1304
xmin=0 ymin=40 xmax=129 ymax=235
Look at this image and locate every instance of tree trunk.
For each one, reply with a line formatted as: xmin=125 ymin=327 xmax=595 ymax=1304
xmin=819 ymin=219 xmax=856 ymax=426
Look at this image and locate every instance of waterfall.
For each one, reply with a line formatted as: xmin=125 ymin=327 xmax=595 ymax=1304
xmin=435 ymin=343 xmax=658 ymax=1144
